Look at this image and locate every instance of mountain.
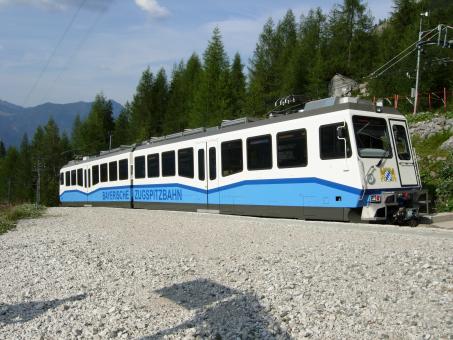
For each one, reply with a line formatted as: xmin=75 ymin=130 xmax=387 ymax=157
xmin=0 ymin=100 xmax=123 ymax=147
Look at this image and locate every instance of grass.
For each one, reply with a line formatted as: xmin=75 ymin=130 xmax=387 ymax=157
xmin=0 ymin=204 xmax=46 ymax=235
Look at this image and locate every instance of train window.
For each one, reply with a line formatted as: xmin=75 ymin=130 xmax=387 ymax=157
xmin=352 ymin=116 xmax=391 ymax=159
xmin=392 ymin=124 xmax=411 ymax=160
xmin=247 ymin=134 xmax=272 ymax=170
xmin=109 ymin=161 xmax=118 ymax=181
xmin=60 ymin=173 xmax=64 ymax=185
xmin=320 ymin=123 xmax=352 ymax=160
xmin=77 ymin=169 xmax=83 ymax=186
xmin=100 ymin=163 xmax=108 ymax=182
xmin=221 ymin=139 xmax=243 ymax=177
xmin=209 ymin=147 xmax=216 ymax=180
xmin=92 ymin=165 xmax=99 ymax=185
xmin=162 ymin=151 xmax=176 ymax=177
xmin=119 ymin=159 xmax=128 ymax=180
xmin=198 ymin=149 xmax=205 ymax=181
xmin=88 ymin=169 xmax=91 ymax=187
xmin=135 ymin=156 xmax=146 ymax=179
xmin=65 ymin=171 xmax=70 ymax=187
xmin=147 ymin=154 xmax=159 ymax=178
xmin=277 ymin=129 xmax=308 ymax=168
xmin=84 ymin=170 xmax=87 ymax=188
xmin=71 ymin=170 xmax=76 ymax=186
xmin=178 ymin=148 xmax=194 ymax=178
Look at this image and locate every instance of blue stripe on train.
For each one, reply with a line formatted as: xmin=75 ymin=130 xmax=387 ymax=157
xmin=60 ymin=177 xmax=364 ymax=208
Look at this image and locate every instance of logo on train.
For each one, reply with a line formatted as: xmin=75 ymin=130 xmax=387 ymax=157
xmin=380 ymin=167 xmax=396 ymax=182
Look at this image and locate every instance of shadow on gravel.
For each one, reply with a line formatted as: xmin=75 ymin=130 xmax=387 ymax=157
xmin=142 ymin=279 xmax=290 ymax=339
xmin=0 ymin=293 xmax=86 ymax=325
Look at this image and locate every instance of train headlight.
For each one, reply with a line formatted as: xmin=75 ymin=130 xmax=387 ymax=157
xmin=375 ymin=99 xmax=383 ymax=113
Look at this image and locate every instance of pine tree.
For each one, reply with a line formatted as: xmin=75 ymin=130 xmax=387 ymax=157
xmin=17 ymin=134 xmax=33 ymax=202
xmin=0 ymin=147 xmax=19 ymax=203
xmin=130 ymin=67 xmax=154 ymax=141
xmin=247 ymin=18 xmax=277 ymax=116
xmin=230 ymin=53 xmax=247 ymax=118
xmin=84 ymin=93 xmax=114 ymax=154
xmin=191 ymin=27 xmax=231 ymax=127
xmin=152 ymin=68 xmax=169 ymax=136
xmin=113 ymin=103 xmax=132 ymax=147
xmin=0 ymin=140 xmax=5 ymax=158
xmin=71 ymin=113 xmax=85 ymax=154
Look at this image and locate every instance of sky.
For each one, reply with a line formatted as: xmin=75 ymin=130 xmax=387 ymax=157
xmin=0 ymin=0 xmax=394 ymax=107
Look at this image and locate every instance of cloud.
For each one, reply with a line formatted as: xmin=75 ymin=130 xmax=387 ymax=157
xmin=134 ymin=0 xmax=169 ymax=18
xmin=0 ymin=0 xmax=112 ymax=12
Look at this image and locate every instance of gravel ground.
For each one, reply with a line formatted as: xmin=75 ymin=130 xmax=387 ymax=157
xmin=0 ymin=207 xmax=452 ymax=340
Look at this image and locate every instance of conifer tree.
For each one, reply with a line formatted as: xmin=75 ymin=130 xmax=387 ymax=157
xmin=130 ymin=68 xmax=154 ymax=141
xmin=152 ymin=68 xmax=169 ymax=136
xmin=0 ymin=140 xmax=5 ymax=158
xmin=191 ymin=27 xmax=231 ymax=127
xmin=113 ymin=103 xmax=132 ymax=147
xmin=247 ymin=18 xmax=277 ymax=116
xmin=17 ymin=134 xmax=33 ymax=202
xmin=230 ymin=53 xmax=247 ymax=118
xmin=84 ymin=93 xmax=114 ymax=154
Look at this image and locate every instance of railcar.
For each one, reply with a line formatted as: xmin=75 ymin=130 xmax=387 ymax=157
xmin=59 ymin=97 xmax=427 ymax=225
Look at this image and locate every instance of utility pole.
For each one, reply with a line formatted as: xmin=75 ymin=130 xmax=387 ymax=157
xmin=109 ymin=132 xmax=112 ymax=151
xmin=413 ymin=11 xmax=429 ymax=115
xmin=35 ymin=159 xmax=41 ymax=208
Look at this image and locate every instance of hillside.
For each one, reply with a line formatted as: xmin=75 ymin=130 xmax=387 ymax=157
xmin=0 ymin=100 xmax=123 ymax=147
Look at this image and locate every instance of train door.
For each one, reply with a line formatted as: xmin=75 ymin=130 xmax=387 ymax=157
xmin=389 ymin=119 xmax=419 ymax=186
xmin=207 ymin=140 xmax=220 ymax=210
xmin=195 ymin=142 xmax=208 ymax=208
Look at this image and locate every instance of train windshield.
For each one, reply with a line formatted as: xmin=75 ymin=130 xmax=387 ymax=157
xmin=352 ymin=116 xmax=393 ymax=158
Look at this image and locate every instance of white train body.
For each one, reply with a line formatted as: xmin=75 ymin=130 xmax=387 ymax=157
xmin=60 ymin=97 xmax=425 ymax=223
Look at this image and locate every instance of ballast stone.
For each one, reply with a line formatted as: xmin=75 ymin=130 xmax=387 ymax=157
xmin=0 ymin=207 xmax=451 ymax=339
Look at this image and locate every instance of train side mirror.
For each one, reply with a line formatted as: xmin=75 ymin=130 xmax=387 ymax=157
xmin=337 ymin=126 xmax=345 ymax=139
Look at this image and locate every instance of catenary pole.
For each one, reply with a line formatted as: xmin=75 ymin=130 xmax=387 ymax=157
xmin=414 ymin=12 xmax=428 ymax=115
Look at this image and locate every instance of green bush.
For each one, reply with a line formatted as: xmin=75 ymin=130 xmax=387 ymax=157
xmin=0 ymin=204 xmax=45 ymax=235
xmin=435 ymin=154 xmax=453 ymax=212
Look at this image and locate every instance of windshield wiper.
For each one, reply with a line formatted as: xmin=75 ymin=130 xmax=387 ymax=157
xmin=376 ymin=143 xmax=392 ymax=167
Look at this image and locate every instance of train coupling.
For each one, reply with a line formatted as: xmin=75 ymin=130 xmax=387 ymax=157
xmin=360 ymin=190 xmax=428 ymax=226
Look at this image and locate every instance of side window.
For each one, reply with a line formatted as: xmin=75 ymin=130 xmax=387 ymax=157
xmin=88 ymin=169 xmax=91 ymax=188
xmin=147 ymin=154 xmax=159 ymax=178
xmin=198 ymin=149 xmax=205 ymax=181
xmin=320 ymin=123 xmax=352 ymax=160
xmin=209 ymin=147 xmax=216 ymax=180
xmin=109 ymin=161 xmax=118 ymax=181
xmin=92 ymin=165 xmax=99 ymax=185
xmin=84 ymin=170 xmax=87 ymax=188
xmin=71 ymin=170 xmax=76 ymax=186
xmin=392 ymin=125 xmax=411 ymax=160
xmin=162 ymin=151 xmax=176 ymax=177
xmin=60 ymin=173 xmax=64 ymax=186
xmin=134 ymin=156 xmax=145 ymax=179
xmin=277 ymin=129 xmax=308 ymax=168
xmin=221 ymin=139 xmax=243 ymax=177
xmin=178 ymin=148 xmax=194 ymax=178
xmin=65 ymin=171 xmax=70 ymax=187
xmin=100 ymin=163 xmax=108 ymax=182
xmin=119 ymin=159 xmax=128 ymax=180
xmin=247 ymin=134 xmax=272 ymax=170
xmin=77 ymin=169 xmax=83 ymax=186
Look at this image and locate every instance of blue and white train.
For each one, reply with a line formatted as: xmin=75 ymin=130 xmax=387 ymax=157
xmin=59 ymin=97 xmax=427 ymax=225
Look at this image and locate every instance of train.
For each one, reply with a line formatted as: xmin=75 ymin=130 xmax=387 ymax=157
xmin=59 ymin=96 xmax=427 ymax=225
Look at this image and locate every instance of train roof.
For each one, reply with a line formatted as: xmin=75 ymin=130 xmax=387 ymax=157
xmin=61 ymin=96 xmax=403 ymax=169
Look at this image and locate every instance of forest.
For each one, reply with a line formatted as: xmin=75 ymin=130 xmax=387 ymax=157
xmin=0 ymin=0 xmax=452 ymax=207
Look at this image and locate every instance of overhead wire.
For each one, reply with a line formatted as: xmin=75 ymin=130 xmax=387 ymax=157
xmin=23 ymin=0 xmax=88 ymax=106
xmin=40 ymin=8 xmax=105 ymax=103
xmin=367 ymin=26 xmax=439 ymax=79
